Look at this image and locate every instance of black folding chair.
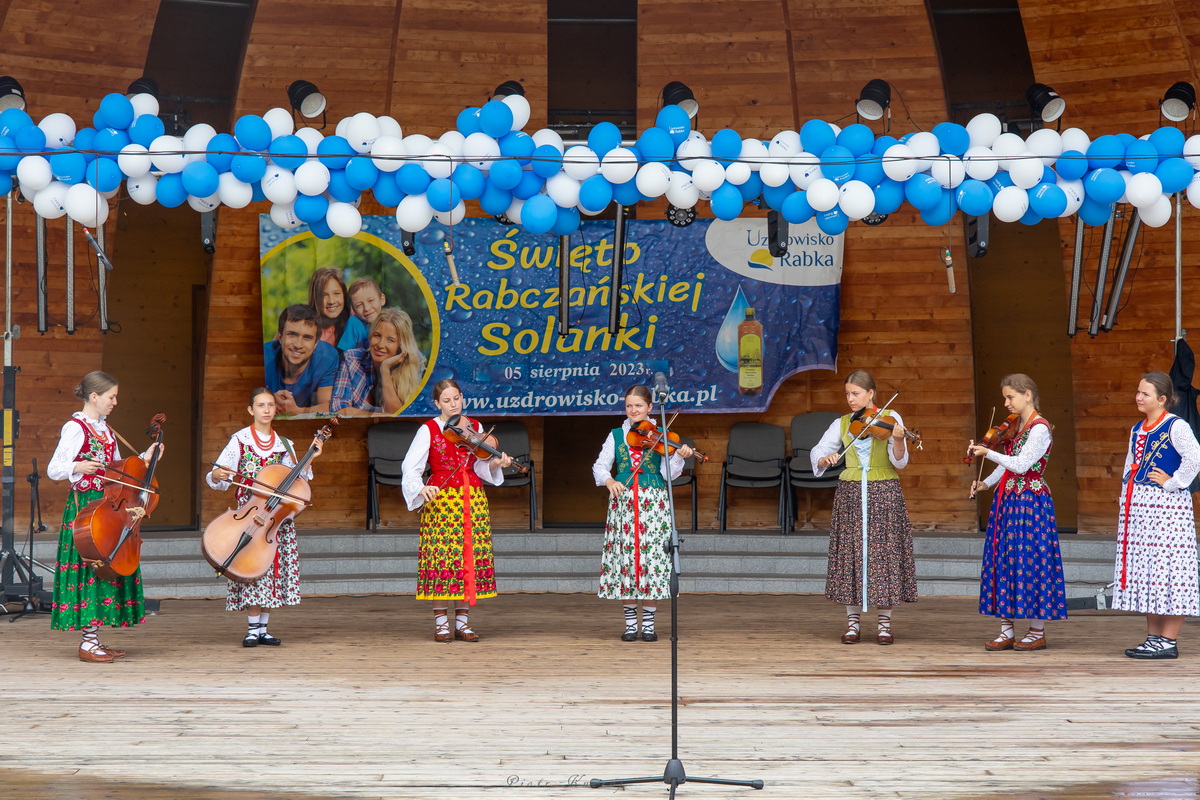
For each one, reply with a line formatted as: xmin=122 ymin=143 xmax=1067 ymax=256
xmin=717 ymin=422 xmax=787 ymax=532
xmin=489 ymin=420 xmax=537 ymax=531
xmin=366 ymin=421 xmax=422 ymax=531
xmin=788 ymin=412 xmax=844 ymax=531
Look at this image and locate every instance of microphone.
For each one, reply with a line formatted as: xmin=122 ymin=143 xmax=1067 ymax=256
xmin=444 ymin=239 xmax=461 ymax=286
xmin=941 ymin=246 xmax=955 ymax=294
xmin=82 ymin=227 xmax=115 ymax=271
xmin=652 ymin=371 xmax=670 ymax=401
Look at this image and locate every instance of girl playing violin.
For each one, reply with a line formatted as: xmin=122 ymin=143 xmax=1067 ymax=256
xmin=206 ymin=387 xmax=323 ymax=647
xmin=592 ymin=385 xmax=693 ymax=642
xmin=47 ymin=371 xmax=163 ymax=663
xmin=811 ymin=370 xmax=916 ymax=645
xmin=400 ymin=379 xmax=511 ymax=642
xmin=967 ymin=374 xmax=1067 ymax=651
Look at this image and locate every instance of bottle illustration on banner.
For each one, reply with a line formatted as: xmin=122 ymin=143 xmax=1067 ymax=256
xmin=737 ymin=308 xmax=763 ymax=396
xmin=715 ymin=285 xmax=751 ymax=372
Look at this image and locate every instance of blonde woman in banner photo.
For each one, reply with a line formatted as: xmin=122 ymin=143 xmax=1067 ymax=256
xmin=331 ymin=308 xmax=426 ymax=416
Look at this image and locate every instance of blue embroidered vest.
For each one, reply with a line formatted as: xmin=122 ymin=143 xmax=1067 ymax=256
xmin=1126 ymin=416 xmax=1183 ymax=485
xmin=611 ymin=429 xmax=667 ymax=489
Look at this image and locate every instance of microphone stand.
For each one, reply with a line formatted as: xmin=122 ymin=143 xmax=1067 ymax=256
xmin=5 ymin=458 xmax=51 ymax=621
xmin=590 ymin=384 xmax=763 ymax=797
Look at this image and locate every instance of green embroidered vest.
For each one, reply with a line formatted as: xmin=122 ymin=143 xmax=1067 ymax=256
xmin=611 ymin=429 xmax=668 ymax=489
xmin=838 ymin=414 xmax=900 ymax=482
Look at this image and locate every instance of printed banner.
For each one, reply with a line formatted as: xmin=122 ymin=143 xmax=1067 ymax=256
xmin=259 ymin=215 xmax=841 ymax=417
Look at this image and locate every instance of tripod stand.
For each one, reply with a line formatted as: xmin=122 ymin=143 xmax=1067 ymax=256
xmin=2 ymin=458 xmax=52 ymax=620
xmin=590 ymin=376 xmax=763 ymax=797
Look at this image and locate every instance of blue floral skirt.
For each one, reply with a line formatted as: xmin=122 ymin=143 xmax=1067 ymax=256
xmin=979 ymin=489 xmax=1068 ymax=620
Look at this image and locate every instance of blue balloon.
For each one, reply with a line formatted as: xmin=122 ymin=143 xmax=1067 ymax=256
xmin=552 ymin=205 xmax=581 ymax=235
xmin=371 ymin=171 xmax=404 ymax=207
xmin=294 ymin=192 xmax=330 ymax=223
xmin=955 ymin=179 xmax=994 ymax=216
xmin=1078 ymin=196 xmax=1114 ymax=226
xmin=182 ymin=161 xmax=219 ymax=197
xmin=15 ymin=125 xmax=46 ymax=153
xmin=309 ymin=216 xmax=335 ymax=240
xmin=711 ymin=129 xmax=743 ymax=162
xmin=872 ymin=135 xmax=900 ymax=156
xmin=1155 ymin=157 xmax=1193 ymax=193
xmin=452 ymin=163 xmax=485 ymax=200
xmin=128 ymin=114 xmax=164 ymax=148
xmin=479 ymin=101 xmax=515 ymax=138
xmin=920 ymin=191 xmax=957 ymax=226
xmin=426 ymin=178 xmax=460 ymax=212
xmin=316 ymin=135 xmax=355 ymax=170
xmin=904 ymin=174 xmax=943 ymax=210
xmin=234 ymin=114 xmax=272 ymax=151
xmin=736 ymin=173 xmax=764 ymax=202
xmin=837 ymin=124 xmax=875 ymax=157
xmin=579 ymin=174 xmax=613 ymax=212
xmin=396 ymin=163 xmax=431 ymax=195
xmin=655 ymin=105 xmax=691 ymax=146
xmin=1149 ymin=126 xmax=1186 ymax=159
xmin=92 ymin=127 xmax=127 ymax=160
xmin=479 ymin=183 xmax=512 ymax=216
xmin=512 ymin=168 xmax=546 ymax=200
xmin=1124 ymin=139 xmax=1159 ymax=174
xmin=1086 ymin=135 xmax=1124 ymax=169
xmin=800 ymin=120 xmax=836 ymax=158
xmin=636 ymin=127 xmax=674 ymax=164
xmin=1084 ymin=167 xmax=1125 ymax=203
xmin=498 ymin=131 xmax=535 ymax=164
xmin=456 ymin=107 xmax=482 ymax=136
xmin=1019 ymin=206 xmax=1044 ymax=226
xmin=98 ymin=93 xmax=135 ymax=130
xmin=933 ymin=122 xmax=971 ymax=157
xmin=587 ymin=122 xmax=622 ymax=158
xmin=815 ymin=207 xmax=849 ymax=235
xmin=531 ymin=145 xmax=562 ymax=179
xmin=762 ymin=180 xmax=795 ymax=210
xmin=820 ymin=145 xmax=855 ymax=184
xmin=268 ymin=134 xmax=307 ymax=170
xmin=521 ymin=194 xmax=557 ymax=234
xmin=0 ymin=136 xmax=18 ymax=171
xmin=611 ymin=178 xmax=644 ymax=206
xmin=987 ymin=171 xmax=1015 ymax=194
xmin=250 ymin=181 xmax=266 ymax=203
xmin=0 ymin=108 xmax=32 ymax=138
xmin=345 ymin=157 xmax=379 ymax=191
xmin=710 ymin=183 xmax=744 ymax=220
xmin=85 ymin=158 xmax=122 ymax=193
xmin=206 ymin=133 xmax=240 ymax=173
xmin=1056 ymin=149 xmax=1088 ymax=181
xmin=231 ymin=153 xmax=267 ymax=184
xmin=488 ymin=159 xmax=523 ymax=191
xmin=852 ymin=154 xmax=884 ymax=187
xmin=326 ymin=169 xmax=360 ymax=202
xmin=873 ymin=178 xmax=905 ymax=215
xmin=73 ymin=128 xmax=98 ymax=162
xmin=156 ymin=172 xmax=187 ymax=207
xmin=1029 ymin=182 xmax=1067 ymax=218
xmin=49 ymin=151 xmax=86 ymax=184
xmin=781 ymin=190 xmax=815 ymax=224
xmin=1041 ymin=165 xmax=1058 ymax=185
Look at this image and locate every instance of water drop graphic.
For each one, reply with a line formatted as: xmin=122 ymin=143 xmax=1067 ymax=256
xmin=715 ymin=285 xmax=750 ymax=373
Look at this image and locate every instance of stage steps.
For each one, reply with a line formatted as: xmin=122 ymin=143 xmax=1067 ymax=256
xmin=22 ymin=528 xmax=1119 ymax=600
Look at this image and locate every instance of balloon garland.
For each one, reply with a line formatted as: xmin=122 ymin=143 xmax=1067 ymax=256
xmin=2 ymin=90 xmax=1198 ymax=239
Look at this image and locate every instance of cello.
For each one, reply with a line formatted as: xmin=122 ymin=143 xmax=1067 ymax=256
xmin=200 ymin=422 xmax=334 ymax=583
xmin=72 ymin=414 xmax=165 ymax=582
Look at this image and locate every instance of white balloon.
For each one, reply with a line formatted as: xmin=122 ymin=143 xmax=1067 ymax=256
xmin=962 ymin=146 xmax=999 ymax=181
xmin=1126 ymin=172 xmax=1164 ymax=208
xmin=789 ymin=155 xmax=822 ymax=189
xmin=32 ymin=181 xmax=68 ymax=219
xmin=739 ymin=139 xmax=768 ymax=171
xmin=1059 ymin=127 xmax=1091 ymax=155
xmin=1057 ymin=178 xmax=1085 ymax=216
xmin=907 ymin=131 xmax=940 ymax=159
xmin=990 ymin=132 xmax=1026 ymax=168
xmin=295 ymin=126 xmax=324 ymax=154
xmin=759 ymin=162 xmax=791 ymax=188
xmin=724 ymin=161 xmax=752 ymax=186
xmin=326 ymin=202 xmax=363 ymax=237
xmin=16 ymin=155 xmax=51 ymax=191
xmin=691 ymin=159 xmax=726 ymax=193
xmin=376 ymin=115 xmax=403 ymax=140
xmin=635 ymin=162 xmax=672 ymax=198
xmin=115 ymin=143 xmax=151 ymax=178
xmin=294 ymin=160 xmax=331 ymax=195
xmin=129 ymin=93 xmax=159 ymax=119
xmin=334 ymin=116 xmax=352 ymax=140
xmin=563 ymin=145 xmax=600 ymax=181
xmin=1117 ymin=169 xmax=1132 ymax=205
xmin=1141 ymin=193 xmax=1173 ymax=227
xmin=461 ymin=132 xmax=500 ymax=172
xmin=1025 ymin=128 xmax=1063 ymax=166
xmin=433 ymin=200 xmax=467 ymax=226
xmin=930 ymin=155 xmax=966 ymax=189
xmin=676 ymin=136 xmax=712 ymax=172
xmin=39 ymin=113 xmax=76 ymax=148
xmin=402 ymin=134 xmax=433 ymax=156
xmin=531 ymin=128 xmax=564 ymax=153
xmin=187 ymin=193 xmax=220 ymax=213
xmin=1008 ymin=154 xmax=1044 ymax=189
xmin=768 ymin=130 xmax=803 ymax=160
xmin=370 ymin=135 xmax=407 ymax=172
xmin=505 ymin=197 xmax=525 ymax=223
xmin=992 ymin=185 xmax=1029 ymax=223
xmin=807 ymin=178 xmax=840 ymax=212
xmin=345 ymin=112 xmax=381 ymax=154
xmin=183 ymin=123 xmax=216 ymax=165
xmin=64 ymin=183 xmax=107 ymax=227
xmin=263 ymin=107 xmax=295 ymax=140
xmin=965 ymin=113 xmax=1002 ymax=148
xmin=419 ymin=142 xmax=455 ymax=180
xmin=438 ymin=130 xmax=466 ymax=156
xmin=1185 ymin=135 xmax=1200 ymax=169
xmin=217 ymin=171 xmax=253 ymax=208
xmin=665 ymin=173 xmax=699 ymax=209
xmin=126 ymin=174 xmax=158 ymax=205
xmin=1188 ymin=172 xmax=1200 ymax=209
xmin=149 ymin=135 xmax=187 ymax=173
xmin=599 ymin=147 xmax=638 ymax=184
xmin=838 ymin=180 xmax=875 ymax=220
xmin=269 ymin=202 xmax=301 ymax=229
xmin=261 ymin=165 xmax=297 ymax=204
xmin=545 ymin=172 xmax=581 ymax=207
xmin=503 ymin=95 xmax=531 ymax=131
xmin=395 ymin=193 xmax=433 ymax=232
xmin=881 ymin=144 xmax=918 ymax=182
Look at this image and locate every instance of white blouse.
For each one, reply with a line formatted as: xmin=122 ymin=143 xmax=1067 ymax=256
xmin=809 ymin=412 xmax=910 ymax=477
xmin=981 ymin=423 xmax=1051 ymax=489
xmin=47 ymin=412 xmax=142 ymax=484
xmin=206 ymin=427 xmax=312 ymax=492
xmin=400 ymin=418 xmax=505 ymax=512
xmin=591 ymin=418 xmax=686 ymax=486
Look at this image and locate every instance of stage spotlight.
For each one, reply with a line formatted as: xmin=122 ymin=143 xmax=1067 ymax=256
xmin=0 ymin=76 xmax=26 ymax=112
xmin=863 ymin=212 xmax=888 ymax=226
xmin=856 ymin=79 xmax=890 ymax=121
xmin=494 ymin=213 xmax=514 ymax=226
xmin=661 ymin=81 xmax=699 ymax=119
xmin=767 ymin=210 xmax=788 ymax=258
xmin=666 ymin=204 xmax=696 ymax=227
xmin=126 ymin=76 xmax=159 ymax=100
xmin=1026 ymin=83 xmax=1065 ymax=124
xmin=287 ymin=80 xmax=327 ymax=119
xmin=491 ymin=80 xmax=525 ymax=102
xmin=1160 ymin=81 xmax=1196 ymax=123
xmin=400 ymin=229 xmax=415 ymax=257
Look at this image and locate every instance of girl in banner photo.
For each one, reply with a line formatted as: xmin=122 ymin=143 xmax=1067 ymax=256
xmin=1113 ymin=371 xmax=1200 ymax=660
xmin=308 ymin=266 xmax=367 ymax=354
xmin=811 ymin=370 xmax=917 ymax=645
xmin=331 ymin=308 xmax=426 ymax=416
xmin=400 ymin=379 xmax=511 ymax=642
xmin=206 ymin=387 xmax=323 ymax=647
xmin=592 ymin=384 xmax=693 ymax=642
xmin=967 ymin=374 xmax=1067 ymax=651
xmin=47 ymin=371 xmax=164 ymax=663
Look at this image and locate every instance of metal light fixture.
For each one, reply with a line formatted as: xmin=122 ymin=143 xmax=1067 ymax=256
xmin=1160 ymin=81 xmax=1196 ymax=123
xmin=863 ymin=212 xmax=888 ymax=226
xmin=856 ymin=79 xmax=890 ymax=121
xmin=126 ymin=76 xmax=159 ymax=100
xmin=287 ymin=80 xmax=327 ymax=119
xmin=661 ymin=81 xmax=698 ymax=119
xmin=1026 ymin=83 xmax=1065 ymax=124
xmin=666 ymin=204 xmax=696 ymax=227
xmin=491 ymin=80 xmax=525 ymax=102
xmin=0 ymin=76 xmax=26 ymax=112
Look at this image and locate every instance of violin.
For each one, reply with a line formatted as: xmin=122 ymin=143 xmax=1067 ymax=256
xmin=443 ymin=415 xmax=528 ymax=474
xmin=847 ymin=410 xmax=924 ymax=450
xmin=625 ymin=418 xmax=709 ymax=462
xmin=72 ymin=414 xmax=165 ymax=582
xmin=963 ymin=412 xmax=1020 ymax=464
xmin=200 ymin=421 xmax=334 ymax=583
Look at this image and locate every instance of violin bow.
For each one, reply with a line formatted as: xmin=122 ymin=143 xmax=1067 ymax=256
xmin=94 ymin=472 xmax=161 ymax=495
xmin=832 ymin=390 xmax=900 ymax=463
xmin=208 ymin=463 xmax=313 ymax=506
xmin=970 ymin=406 xmax=997 ymax=499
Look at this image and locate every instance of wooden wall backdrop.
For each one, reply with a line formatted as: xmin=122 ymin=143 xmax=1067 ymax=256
xmin=1021 ymin=0 xmax=1200 ymax=531
xmin=0 ymin=0 xmax=161 ymax=520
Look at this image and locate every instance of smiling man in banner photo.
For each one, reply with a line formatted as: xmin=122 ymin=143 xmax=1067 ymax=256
xmin=263 ymin=304 xmax=339 ymax=416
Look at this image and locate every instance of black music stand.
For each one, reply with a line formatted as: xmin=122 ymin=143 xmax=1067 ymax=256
xmin=3 ymin=458 xmax=51 ymax=621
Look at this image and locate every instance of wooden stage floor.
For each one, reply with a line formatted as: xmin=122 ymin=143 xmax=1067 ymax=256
xmin=1 ymin=593 xmax=1198 ymax=800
